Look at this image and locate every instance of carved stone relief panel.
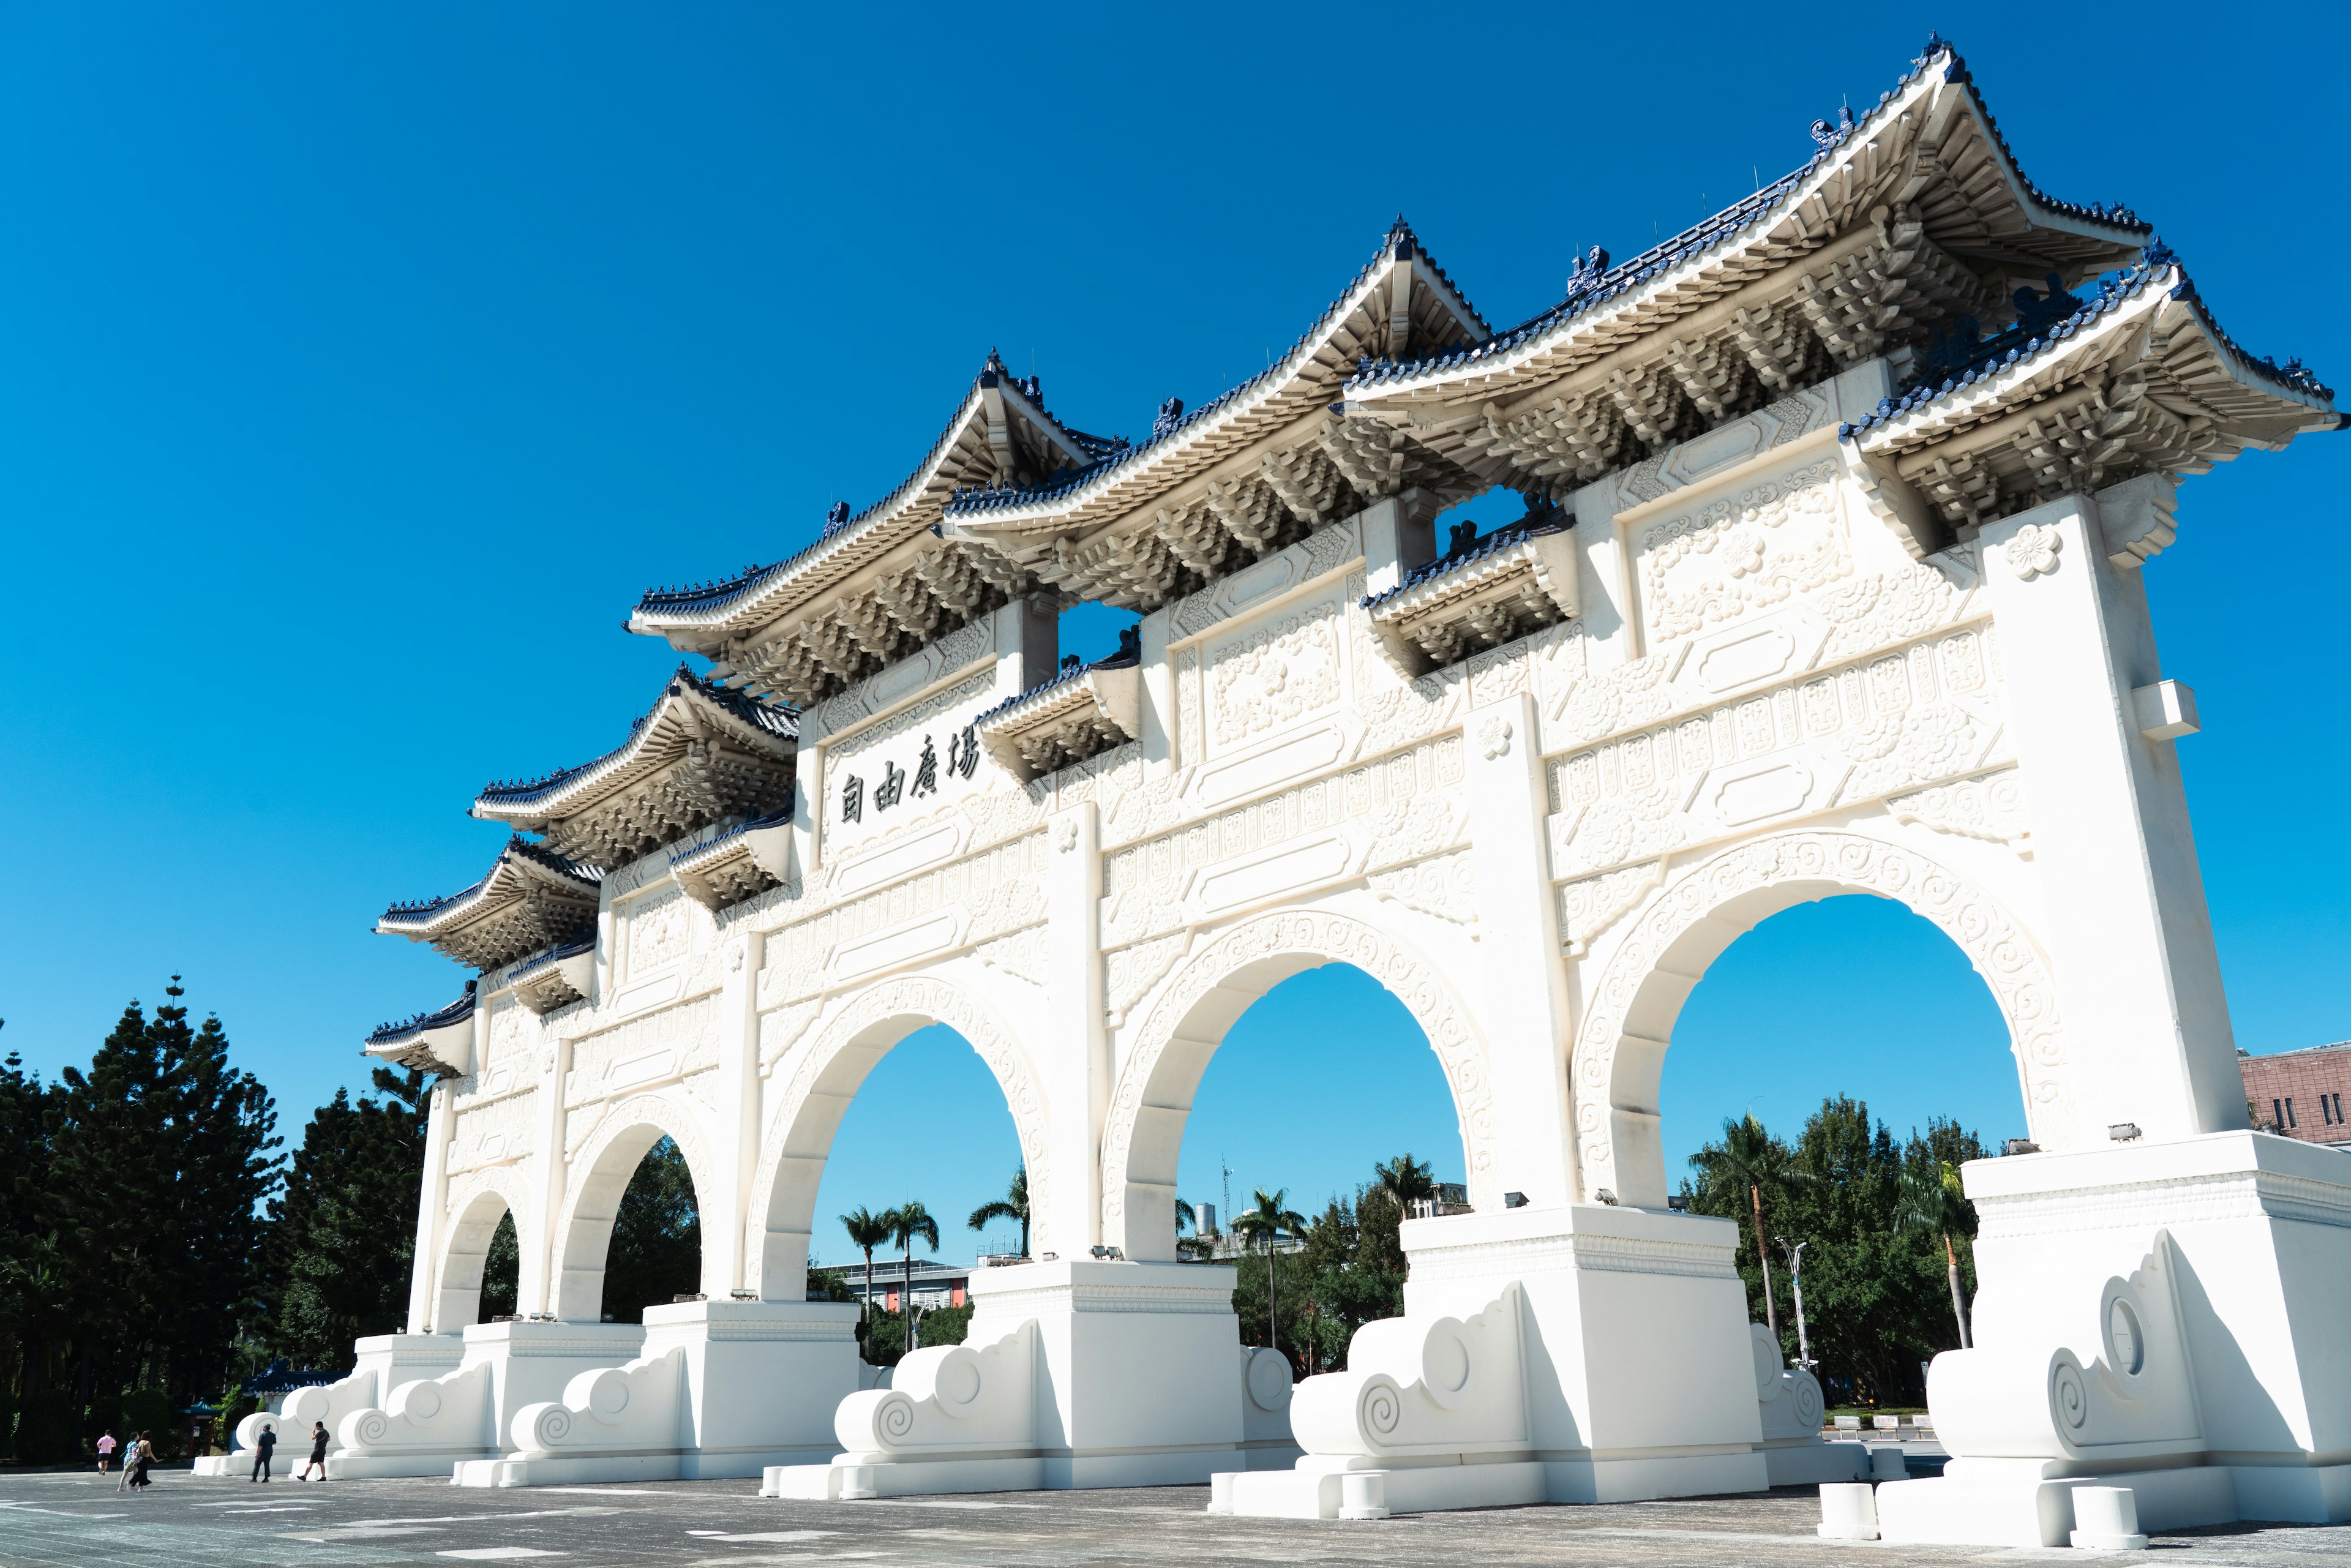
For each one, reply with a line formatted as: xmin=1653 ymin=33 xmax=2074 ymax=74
xmin=762 ymin=830 xmax=1049 ymax=1005
xmin=1546 ymin=624 xmax=2005 ymax=882
xmin=454 ymin=998 xmax=537 ymax=1112
xmin=1635 ymin=458 xmax=1850 ymax=647
xmin=448 ymin=1087 xmax=538 ymax=1175
xmin=1206 ymin=596 xmax=1345 ymax=751
xmin=566 ymin=994 xmax=720 ymax=1111
xmin=1100 ymin=732 xmax=1466 ymax=949
xmin=626 ymin=886 xmax=691 ymax=978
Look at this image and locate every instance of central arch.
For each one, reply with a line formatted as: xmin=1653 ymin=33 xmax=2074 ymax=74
xmin=547 ymin=1092 xmax=722 ymax=1322
xmin=1571 ymin=828 xmax=2077 ymax=1208
xmin=743 ymin=972 xmax=1051 ymax=1302
xmin=1100 ymin=906 xmax=1499 ymax=1261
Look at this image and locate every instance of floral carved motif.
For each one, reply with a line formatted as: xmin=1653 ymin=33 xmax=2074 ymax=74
xmin=1210 ymin=602 xmax=1341 ymax=745
xmin=1103 ymin=930 xmax=1190 ymax=1029
xmin=2003 ymin=522 xmax=2062 ymax=580
xmin=1640 ymin=460 xmax=1849 ymax=643
xmin=1570 ymin=831 xmax=2074 ymax=1197
xmin=1887 ymin=768 xmax=2031 ymax=853
xmin=1556 ymin=859 xmax=1667 ymax=955
xmin=628 ymin=887 xmax=690 ymax=973
xmin=1366 ymin=850 xmax=1479 ymax=932
xmin=1103 ymin=908 xmax=1498 ymax=1250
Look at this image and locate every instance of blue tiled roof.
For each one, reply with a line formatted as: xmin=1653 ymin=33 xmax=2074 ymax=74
xmin=380 ymin=836 xmax=600 ymax=925
xmin=504 ymin=937 xmax=594 ymax=986
xmin=367 ymin=983 xmax=477 ymax=1048
xmin=943 ymin=220 xmax=1483 ymax=522
xmin=1362 ymin=511 xmax=1570 ymax=612
xmin=667 ymin=803 xmax=794 ymax=869
xmin=1838 ymin=246 xmax=2337 ymax=443
xmin=633 ymin=355 xmax=1104 ymax=622
xmin=1343 ymin=36 xmax=2148 ymax=400
xmin=475 ymin=665 xmax=796 ymax=809
xmin=974 ymin=626 xmax=1141 ymax=726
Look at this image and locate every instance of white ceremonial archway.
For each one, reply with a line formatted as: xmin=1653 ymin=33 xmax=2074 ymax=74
xmin=742 ymin=972 xmax=1052 ymax=1302
xmin=1570 ymin=827 xmax=2077 ymax=1208
xmin=546 ymin=1090 xmax=725 ymax=1322
xmin=1099 ymin=904 xmax=1501 ymax=1261
xmin=433 ymin=1163 xmax=533 ymax=1332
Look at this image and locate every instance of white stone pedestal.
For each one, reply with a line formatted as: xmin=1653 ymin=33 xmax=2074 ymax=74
xmin=767 ymin=1257 xmax=1286 ymax=1498
xmin=1221 ymin=1204 xmax=1768 ymax=1518
xmin=331 ymin=1319 xmax=645 ymax=1479
xmin=1875 ymin=1132 xmax=2351 ymax=1546
xmin=193 ymin=1332 xmax=467 ymax=1477
xmin=456 ymin=1299 xmax=862 ymax=1486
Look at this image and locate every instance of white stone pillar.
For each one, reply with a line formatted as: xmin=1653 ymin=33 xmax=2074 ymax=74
xmin=1040 ymin=800 xmax=1103 ymax=1256
xmin=522 ymin=1035 xmax=569 ymax=1316
xmin=406 ymin=1077 xmax=455 ymax=1332
xmin=711 ymin=927 xmax=763 ymax=1296
xmin=1978 ymin=492 xmax=2241 ymax=1142
xmin=1463 ymin=688 xmax=1580 ymax=1206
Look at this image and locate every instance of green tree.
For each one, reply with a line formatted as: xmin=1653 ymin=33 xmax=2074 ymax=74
xmin=1689 ymin=1112 xmax=1808 ymax=1334
xmin=1232 ymin=1189 xmax=1305 ymax=1366
xmin=600 ymin=1138 xmax=700 ymax=1323
xmin=1370 ymin=1153 xmax=1436 ymax=1218
xmin=47 ymin=981 xmax=280 ymax=1414
xmin=840 ymin=1207 xmax=892 ymax=1354
xmin=1897 ymin=1159 xmax=1976 ymax=1349
xmin=890 ymin=1202 xmax=939 ymax=1362
xmin=965 ymin=1168 xmax=1029 ymax=1257
xmin=264 ymin=1067 xmax=430 ymax=1368
xmin=476 ymin=1214 xmax=520 ymax=1322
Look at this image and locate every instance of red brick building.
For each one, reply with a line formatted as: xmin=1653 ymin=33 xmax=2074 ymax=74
xmin=2240 ymin=1043 xmax=2351 ymax=1146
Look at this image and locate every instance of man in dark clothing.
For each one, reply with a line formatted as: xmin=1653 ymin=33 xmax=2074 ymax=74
xmin=250 ymin=1422 xmax=276 ymax=1482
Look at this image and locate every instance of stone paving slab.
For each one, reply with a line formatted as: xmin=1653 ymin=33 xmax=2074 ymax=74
xmin=2 ymin=1468 xmax=2346 ymax=1567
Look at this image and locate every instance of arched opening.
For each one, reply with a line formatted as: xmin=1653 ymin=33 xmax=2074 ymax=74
xmin=597 ymin=1136 xmax=701 ymax=1324
xmin=548 ymin=1106 xmax=721 ymax=1324
xmin=1179 ymin=961 xmax=1469 ymax=1375
xmin=803 ymin=1023 xmax=1025 ymax=1364
xmin=1571 ymin=834 xmax=2068 ymax=1410
xmin=1101 ymin=907 xmax=1496 ymax=1264
xmin=432 ymin=1184 xmax=523 ymax=1331
xmin=744 ymin=976 xmax=1050 ymax=1330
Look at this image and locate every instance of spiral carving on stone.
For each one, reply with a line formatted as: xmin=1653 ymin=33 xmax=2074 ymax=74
xmin=874 ymin=1391 xmax=918 ymax=1447
xmin=528 ymin=1402 xmax=577 ymax=1450
xmin=344 ymin=1408 xmax=392 ymax=1447
xmin=1788 ymin=1370 xmax=1824 ymax=1427
xmin=2051 ymin=1357 xmax=2089 ymax=1431
xmin=1359 ymin=1377 xmax=1403 ymax=1441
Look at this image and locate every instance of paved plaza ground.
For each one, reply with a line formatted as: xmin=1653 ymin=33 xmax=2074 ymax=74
xmin=5 ymin=1469 xmax=2351 ymax=1567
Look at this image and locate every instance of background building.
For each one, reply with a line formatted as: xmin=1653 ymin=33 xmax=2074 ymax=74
xmin=2239 ymin=1045 xmax=2351 ymax=1146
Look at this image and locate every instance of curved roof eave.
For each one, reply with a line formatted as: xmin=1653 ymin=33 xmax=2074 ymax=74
xmin=1341 ymin=36 xmax=2151 ymax=410
xmin=935 ymin=222 xmax=1488 ymax=539
xmin=627 ymin=361 xmax=1100 ymax=647
xmin=376 ymin=837 xmax=601 ymax=939
xmin=470 ymin=666 xmax=798 ymax=828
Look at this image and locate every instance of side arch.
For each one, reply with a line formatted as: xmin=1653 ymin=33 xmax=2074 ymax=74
xmin=433 ymin=1163 xmax=531 ymax=1332
xmin=546 ymin=1090 xmax=722 ymax=1322
xmin=1571 ymin=828 xmax=2075 ymax=1207
xmin=743 ymin=973 xmax=1051 ymax=1302
xmin=1100 ymin=906 xmax=1499 ymax=1261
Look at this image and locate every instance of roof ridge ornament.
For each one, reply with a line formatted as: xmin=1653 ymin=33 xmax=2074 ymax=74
xmin=1809 ymin=105 xmax=1855 ymax=149
xmin=1151 ymin=397 xmax=1185 ymax=440
xmin=822 ymin=500 xmax=852 ymax=537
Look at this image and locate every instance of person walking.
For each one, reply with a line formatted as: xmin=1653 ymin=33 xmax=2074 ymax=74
xmin=296 ymin=1420 xmax=329 ymax=1482
xmin=95 ymin=1430 xmax=117 ymax=1475
xmin=250 ymin=1420 xmax=276 ymax=1482
xmin=126 ymin=1432 xmax=154 ymax=1493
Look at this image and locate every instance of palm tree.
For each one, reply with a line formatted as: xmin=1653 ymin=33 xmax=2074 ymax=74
xmin=1232 ymin=1187 xmax=1305 ymax=1362
xmin=1372 ymin=1153 xmax=1437 ymax=1218
xmin=841 ymin=1207 xmax=893 ymax=1347
xmin=967 ymin=1167 xmax=1029 ymax=1258
xmin=1898 ymin=1160 xmax=1974 ymax=1349
xmin=891 ymin=1201 xmax=940 ymax=1354
xmin=1690 ymin=1114 xmax=1808 ymax=1335
xmin=1176 ymin=1197 xmax=1196 ymax=1235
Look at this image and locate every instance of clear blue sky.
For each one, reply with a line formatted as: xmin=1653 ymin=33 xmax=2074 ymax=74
xmin=3 ymin=6 xmax=2346 ymax=1262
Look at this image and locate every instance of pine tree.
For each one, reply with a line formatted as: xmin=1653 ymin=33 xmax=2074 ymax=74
xmin=264 ymin=1067 xmax=429 ymax=1369
xmin=599 ymin=1138 xmax=701 ymax=1323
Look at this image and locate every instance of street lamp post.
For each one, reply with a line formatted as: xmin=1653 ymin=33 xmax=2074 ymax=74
xmin=1776 ymin=1238 xmax=1813 ymax=1371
